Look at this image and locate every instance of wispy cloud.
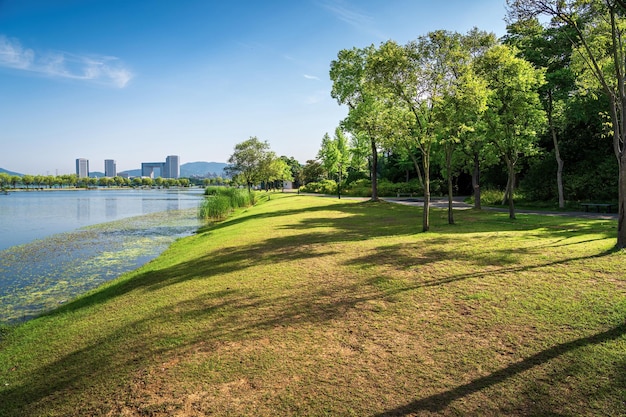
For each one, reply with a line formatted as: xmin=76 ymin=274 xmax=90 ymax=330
xmin=304 ymin=74 xmax=320 ymax=80
xmin=0 ymin=35 xmax=133 ymax=88
xmin=318 ymin=0 xmax=373 ymax=28
xmin=318 ymin=0 xmax=388 ymax=40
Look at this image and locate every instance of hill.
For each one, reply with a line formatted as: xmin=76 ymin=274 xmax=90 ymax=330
xmin=181 ymin=161 xmax=227 ymax=177
xmin=0 ymin=195 xmax=623 ymax=416
xmin=0 ymin=168 xmax=22 ymax=176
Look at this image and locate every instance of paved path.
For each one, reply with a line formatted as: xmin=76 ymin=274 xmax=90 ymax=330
xmin=383 ymin=197 xmax=619 ymax=220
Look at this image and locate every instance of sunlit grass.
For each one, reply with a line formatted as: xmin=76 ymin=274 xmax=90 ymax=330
xmin=0 ymin=193 xmax=624 ymax=416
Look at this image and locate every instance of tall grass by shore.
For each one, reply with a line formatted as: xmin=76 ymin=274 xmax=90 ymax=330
xmin=1 ymin=193 xmax=624 ymax=416
xmin=198 ymin=186 xmax=257 ymax=221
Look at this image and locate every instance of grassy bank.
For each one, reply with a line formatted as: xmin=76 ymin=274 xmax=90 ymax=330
xmin=0 ymin=194 xmax=624 ymax=416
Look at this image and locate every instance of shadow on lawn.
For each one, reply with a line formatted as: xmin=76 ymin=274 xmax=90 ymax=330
xmin=44 ymin=198 xmax=616 ymax=318
xmin=1 ymin=196 xmax=621 ymax=414
xmin=0 ymin=269 xmax=384 ymax=415
xmin=374 ymin=322 xmax=626 ymax=416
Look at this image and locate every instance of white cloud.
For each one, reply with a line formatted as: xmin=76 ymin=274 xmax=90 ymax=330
xmin=0 ymin=35 xmax=133 ymax=88
xmin=303 ymin=74 xmax=320 ymax=80
xmin=0 ymin=35 xmax=34 ymax=69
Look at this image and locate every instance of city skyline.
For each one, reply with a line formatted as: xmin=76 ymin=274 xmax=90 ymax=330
xmin=0 ymin=1 xmax=508 ymax=175
xmin=70 ymin=155 xmax=181 ymax=178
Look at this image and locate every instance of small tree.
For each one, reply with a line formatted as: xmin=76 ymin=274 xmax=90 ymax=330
xmin=477 ymin=43 xmax=547 ymax=219
xmin=226 ymin=136 xmax=271 ymax=191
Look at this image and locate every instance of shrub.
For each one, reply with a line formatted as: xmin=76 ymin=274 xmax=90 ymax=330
xmin=466 ymin=188 xmax=525 ymax=206
xmin=300 ymin=180 xmax=337 ymax=195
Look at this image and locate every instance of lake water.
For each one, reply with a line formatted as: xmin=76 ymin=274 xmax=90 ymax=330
xmin=0 ymin=189 xmax=205 ymax=324
xmin=0 ymin=188 xmax=204 ymax=251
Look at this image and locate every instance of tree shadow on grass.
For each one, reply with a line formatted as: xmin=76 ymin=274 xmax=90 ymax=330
xmin=0 ymin=275 xmax=384 ymax=416
xmin=373 ymin=322 xmax=626 ymax=416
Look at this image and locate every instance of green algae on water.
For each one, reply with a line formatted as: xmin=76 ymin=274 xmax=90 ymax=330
xmin=0 ymin=208 xmax=200 ymax=324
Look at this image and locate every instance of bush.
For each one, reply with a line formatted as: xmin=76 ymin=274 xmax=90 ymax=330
xmin=343 ymin=179 xmax=372 ymax=197
xmin=466 ymin=188 xmax=525 ymax=206
xmin=300 ymin=180 xmax=337 ymax=195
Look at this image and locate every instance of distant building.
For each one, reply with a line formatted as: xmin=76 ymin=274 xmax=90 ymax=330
xmin=165 ymin=155 xmax=180 ymax=179
xmin=104 ymin=159 xmax=117 ymax=177
xmin=76 ymin=158 xmax=89 ymax=178
xmin=141 ymin=155 xmax=180 ymax=179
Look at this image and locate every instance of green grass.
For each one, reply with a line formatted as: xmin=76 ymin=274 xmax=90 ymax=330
xmin=0 ymin=193 xmax=624 ymax=416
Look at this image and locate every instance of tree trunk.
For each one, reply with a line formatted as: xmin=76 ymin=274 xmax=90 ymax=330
xmin=506 ymin=157 xmax=516 ymax=220
xmin=502 ymin=174 xmax=510 ymax=206
xmin=370 ymin=137 xmax=379 ymax=201
xmin=423 ymin=155 xmax=430 ymax=232
xmin=618 ymin=153 xmax=626 ymax=248
xmin=446 ymin=146 xmax=454 ymax=225
xmin=472 ymin=153 xmax=481 ymax=210
xmin=409 ymin=152 xmax=424 ymax=188
xmin=548 ymin=93 xmax=565 ymax=208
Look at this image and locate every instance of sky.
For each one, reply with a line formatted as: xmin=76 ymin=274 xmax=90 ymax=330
xmin=0 ymin=0 xmax=509 ymax=175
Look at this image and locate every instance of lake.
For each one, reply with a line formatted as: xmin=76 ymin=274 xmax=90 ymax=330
xmin=0 ymin=188 xmax=205 ymax=324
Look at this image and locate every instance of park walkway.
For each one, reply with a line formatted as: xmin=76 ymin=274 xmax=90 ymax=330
xmin=384 ymin=196 xmax=619 ymax=220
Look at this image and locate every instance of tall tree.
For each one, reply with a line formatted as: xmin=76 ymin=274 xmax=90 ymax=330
xmin=477 ymin=43 xmax=547 ymax=219
xmin=507 ymin=0 xmax=626 ymax=247
xmin=431 ymin=30 xmax=491 ymax=224
xmin=505 ymin=17 xmax=577 ymax=208
xmin=369 ymin=34 xmax=456 ymax=232
xmin=226 ymin=136 xmax=271 ymax=192
xmin=330 ymin=46 xmax=384 ymax=201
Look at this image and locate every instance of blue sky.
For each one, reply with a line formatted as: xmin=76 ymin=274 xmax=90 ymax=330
xmin=0 ymin=0 xmax=508 ymax=175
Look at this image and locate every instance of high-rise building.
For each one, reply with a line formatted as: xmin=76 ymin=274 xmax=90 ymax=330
xmin=76 ymin=158 xmax=89 ymax=178
xmin=141 ymin=155 xmax=180 ymax=179
xmin=165 ymin=155 xmax=180 ymax=179
xmin=104 ymin=159 xmax=116 ymax=177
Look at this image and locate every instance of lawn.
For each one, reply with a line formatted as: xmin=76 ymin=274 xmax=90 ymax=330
xmin=0 ymin=193 xmax=624 ymax=416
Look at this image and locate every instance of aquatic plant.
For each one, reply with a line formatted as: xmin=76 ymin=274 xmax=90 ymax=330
xmin=199 ymin=187 xmax=257 ymax=221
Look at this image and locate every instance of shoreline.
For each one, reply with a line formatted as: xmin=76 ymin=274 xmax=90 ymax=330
xmin=0 ymin=208 xmax=202 ymax=325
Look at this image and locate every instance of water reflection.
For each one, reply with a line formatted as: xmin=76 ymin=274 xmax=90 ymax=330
xmin=0 ymin=189 xmax=204 ymax=251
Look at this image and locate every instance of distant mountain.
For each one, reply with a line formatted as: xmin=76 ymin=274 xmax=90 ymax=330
xmin=0 ymin=168 xmax=22 ymax=176
xmin=181 ymin=161 xmax=227 ymax=177
xmin=119 ymin=169 xmax=141 ymax=177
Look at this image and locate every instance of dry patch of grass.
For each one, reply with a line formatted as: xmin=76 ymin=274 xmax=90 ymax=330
xmin=0 ymin=194 xmax=624 ymax=416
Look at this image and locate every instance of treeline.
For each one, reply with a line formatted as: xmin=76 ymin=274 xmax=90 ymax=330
xmin=294 ymin=1 xmax=626 ymax=249
xmin=0 ymin=172 xmax=191 ymax=189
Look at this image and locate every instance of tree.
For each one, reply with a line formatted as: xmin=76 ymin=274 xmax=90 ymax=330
xmin=505 ymin=17 xmax=577 ymax=208
xmin=22 ymin=174 xmax=34 ymax=189
xmin=426 ymin=30 xmax=492 ymax=224
xmin=477 ymin=43 xmax=547 ymax=219
xmin=507 ymin=0 xmax=626 ymax=246
xmin=280 ymin=156 xmax=303 ymax=188
xmin=317 ymin=132 xmax=338 ymax=179
xmin=0 ymin=172 xmax=9 ymax=189
xmin=226 ymin=136 xmax=271 ymax=191
xmin=369 ymin=35 xmax=453 ymax=232
xmin=302 ymin=160 xmax=325 ymax=185
xmin=330 ymin=46 xmax=385 ymax=201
